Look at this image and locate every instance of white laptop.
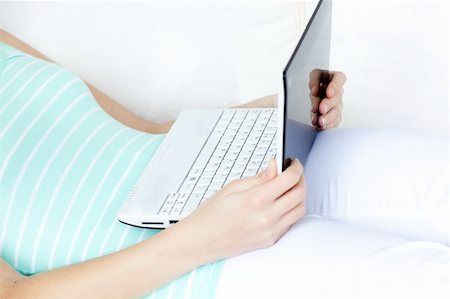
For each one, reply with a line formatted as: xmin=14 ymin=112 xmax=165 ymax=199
xmin=118 ymin=0 xmax=331 ymax=228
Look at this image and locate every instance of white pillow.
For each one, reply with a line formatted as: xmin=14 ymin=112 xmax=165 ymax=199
xmin=0 ymin=1 xmax=304 ymax=123
xmin=305 ymin=128 xmax=449 ymax=245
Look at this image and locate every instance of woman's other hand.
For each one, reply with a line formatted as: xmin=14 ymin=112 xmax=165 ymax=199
xmin=175 ymin=159 xmax=306 ymax=264
xmin=309 ymin=70 xmax=346 ymax=130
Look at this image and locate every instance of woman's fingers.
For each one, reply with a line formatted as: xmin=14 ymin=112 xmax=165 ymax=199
xmin=319 ymin=86 xmax=343 ymax=115
xmin=277 ymin=201 xmax=306 ymax=232
xmin=319 ymin=103 xmax=343 ymax=129
xmin=253 ymin=159 xmax=303 ymax=202
xmin=309 ymin=69 xmax=345 ymax=130
xmin=308 ymin=69 xmax=322 ymax=96
xmin=327 ymin=71 xmax=347 ymax=98
xmin=222 ymin=159 xmax=278 ymax=194
xmin=273 ymin=174 xmax=306 ymax=217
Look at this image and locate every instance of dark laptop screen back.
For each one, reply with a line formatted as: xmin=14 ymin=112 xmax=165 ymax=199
xmin=282 ymin=0 xmax=332 ymax=169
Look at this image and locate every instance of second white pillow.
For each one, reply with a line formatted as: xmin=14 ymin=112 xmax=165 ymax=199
xmin=305 ymin=128 xmax=449 ymax=245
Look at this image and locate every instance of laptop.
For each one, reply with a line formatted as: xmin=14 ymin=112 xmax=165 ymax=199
xmin=118 ymin=0 xmax=332 ymax=228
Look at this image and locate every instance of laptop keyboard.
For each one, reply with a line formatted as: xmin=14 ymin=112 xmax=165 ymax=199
xmin=158 ymin=108 xmax=278 ymax=216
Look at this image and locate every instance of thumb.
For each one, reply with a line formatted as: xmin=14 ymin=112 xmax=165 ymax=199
xmin=239 ymin=159 xmax=278 ymax=188
xmin=222 ymin=159 xmax=278 ymax=194
xmin=257 ymin=159 xmax=278 ymax=183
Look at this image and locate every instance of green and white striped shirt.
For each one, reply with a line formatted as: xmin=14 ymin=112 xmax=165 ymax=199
xmin=0 ymin=42 xmax=223 ymax=298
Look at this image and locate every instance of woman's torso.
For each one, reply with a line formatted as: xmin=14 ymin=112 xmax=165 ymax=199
xmin=0 ymin=42 xmax=223 ymax=298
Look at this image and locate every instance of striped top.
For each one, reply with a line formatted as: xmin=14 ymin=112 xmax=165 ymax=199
xmin=0 ymin=42 xmax=223 ymax=298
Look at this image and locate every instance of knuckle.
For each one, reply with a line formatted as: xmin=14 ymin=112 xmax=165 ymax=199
xmin=299 ymin=205 xmax=306 ymax=218
xmin=298 ymin=162 xmax=304 ymax=174
xmin=296 ymin=185 xmax=306 ymax=199
xmin=260 ymin=212 xmax=272 ymax=228
xmin=245 ymin=195 xmax=258 ymax=209
xmin=286 ymin=171 xmax=299 ymax=186
xmin=261 ymin=230 xmax=277 ymax=248
xmin=225 ymin=179 xmax=237 ymax=188
xmin=291 ymin=206 xmax=305 ymax=224
xmin=246 ymin=194 xmax=266 ymax=211
xmin=335 ymin=71 xmax=346 ymax=80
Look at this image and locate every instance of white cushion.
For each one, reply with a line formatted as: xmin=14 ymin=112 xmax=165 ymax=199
xmin=305 ymin=128 xmax=449 ymax=245
xmin=0 ymin=1 xmax=303 ymax=123
xmin=217 ymin=216 xmax=450 ymax=299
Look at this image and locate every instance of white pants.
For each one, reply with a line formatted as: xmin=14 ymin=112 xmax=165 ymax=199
xmin=216 ymin=216 xmax=450 ymax=299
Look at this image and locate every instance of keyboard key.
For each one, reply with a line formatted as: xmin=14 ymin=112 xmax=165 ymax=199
xmin=205 ymin=161 xmax=220 ymax=170
xmin=224 ymin=152 xmax=239 ymax=160
xmin=243 ymin=169 xmax=258 ymax=177
xmin=193 ymin=185 xmax=208 ymax=194
xmin=224 ymin=179 xmax=235 ymax=186
xmin=186 ymin=175 xmax=200 ymax=183
xmin=236 ymin=155 xmax=251 ymax=163
xmin=170 ymin=206 xmax=182 ymax=215
xmin=227 ymin=172 xmax=242 ymax=180
xmin=160 ymin=207 xmax=171 ymax=215
xmin=231 ymin=164 xmax=245 ymax=171
xmin=179 ymin=183 xmax=195 ymax=193
xmin=189 ymin=167 xmax=203 ymax=176
xmin=197 ymin=177 xmax=212 ymax=186
xmin=193 ymin=144 xmax=217 ymax=168
xmin=221 ymin=158 xmax=235 ymax=166
xmin=181 ymin=194 xmax=203 ymax=215
xmin=217 ymin=165 xmax=232 ymax=173
xmin=208 ymin=182 xmax=223 ymax=190
xmin=204 ymin=189 xmax=216 ymax=199
xmin=175 ymin=193 xmax=189 ymax=204
xmin=213 ymin=173 xmax=228 ymax=181
xmin=202 ymin=169 xmax=216 ymax=178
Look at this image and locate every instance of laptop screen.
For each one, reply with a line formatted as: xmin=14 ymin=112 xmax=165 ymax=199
xmin=282 ymin=0 xmax=332 ymax=169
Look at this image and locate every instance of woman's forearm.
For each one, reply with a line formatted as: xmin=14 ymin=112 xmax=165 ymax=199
xmin=233 ymin=94 xmax=277 ymax=109
xmin=2 ymin=224 xmax=212 ymax=299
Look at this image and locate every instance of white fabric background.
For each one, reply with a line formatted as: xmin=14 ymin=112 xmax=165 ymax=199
xmin=0 ymin=1 xmax=303 ymax=123
xmin=326 ymin=0 xmax=449 ymax=132
xmin=1 ymin=1 xmax=447 ymax=132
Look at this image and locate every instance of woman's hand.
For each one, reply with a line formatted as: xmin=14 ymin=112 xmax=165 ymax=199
xmin=309 ymin=70 xmax=347 ymax=130
xmin=175 ymin=159 xmax=306 ymax=264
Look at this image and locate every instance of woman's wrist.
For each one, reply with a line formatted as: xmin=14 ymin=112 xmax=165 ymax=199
xmin=158 ymin=220 xmax=220 ymax=268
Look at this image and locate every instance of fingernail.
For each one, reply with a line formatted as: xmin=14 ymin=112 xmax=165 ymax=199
xmin=328 ymin=87 xmax=335 ymax=97
xmin=321 ymin=117 xmax=327 ymax=128
xmin=322 ymin=104 xmax=328 ymax=114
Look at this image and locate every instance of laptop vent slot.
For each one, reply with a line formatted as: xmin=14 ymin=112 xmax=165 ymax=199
xmin=142 ymin=222 xmax=164 ymax=225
